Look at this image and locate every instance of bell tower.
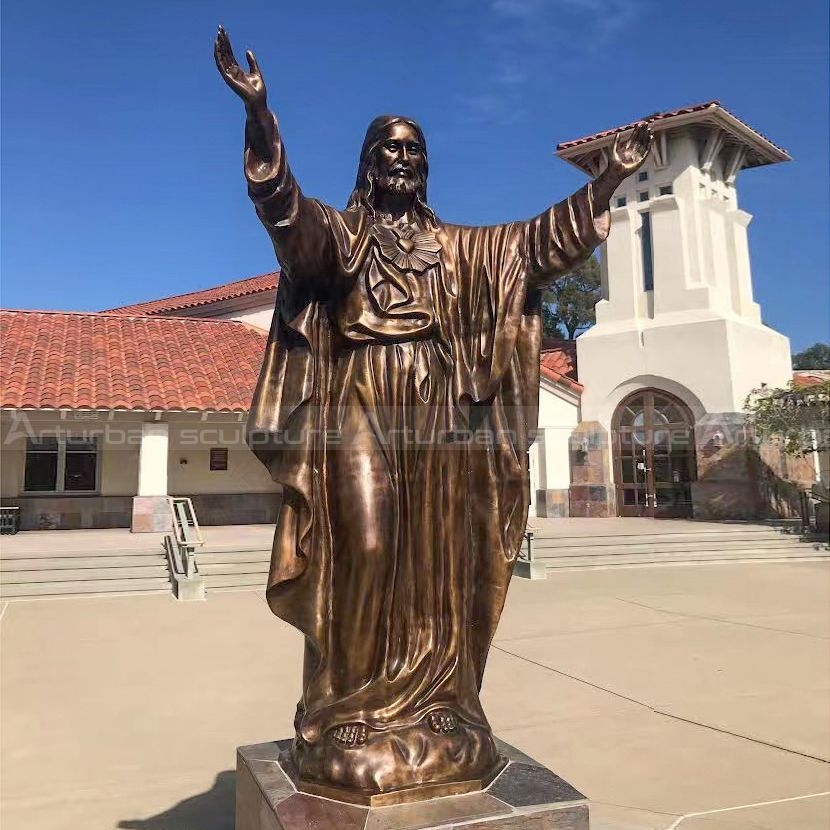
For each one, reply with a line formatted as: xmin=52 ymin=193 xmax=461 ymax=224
xmin=557 ymin=102 xmax=798 ymax=520
xmin=557 ymin=101 xmax=793 ymax=426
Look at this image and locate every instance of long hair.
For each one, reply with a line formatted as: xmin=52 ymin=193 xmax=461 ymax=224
xmin=346 ymin=115 xmax=437 ymax=225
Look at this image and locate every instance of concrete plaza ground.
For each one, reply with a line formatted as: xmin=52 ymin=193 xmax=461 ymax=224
xmin=1 ymin=560 xmax=828 ymax=830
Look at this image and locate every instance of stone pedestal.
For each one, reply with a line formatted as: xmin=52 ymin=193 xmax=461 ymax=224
xmin=236 ymin=738 xmax=589 ymax=829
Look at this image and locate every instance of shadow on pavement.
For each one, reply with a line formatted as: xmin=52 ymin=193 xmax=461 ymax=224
xmin=118 ymin=770 xmax=234 ymax=830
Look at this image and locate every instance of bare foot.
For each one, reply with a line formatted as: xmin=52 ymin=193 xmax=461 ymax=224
xmin=427 ymin=709 xmax=458 ymax=734
xmin=330 ymin=723 xmax=368 ymax=747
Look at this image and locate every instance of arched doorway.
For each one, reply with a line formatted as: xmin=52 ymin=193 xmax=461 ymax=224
xmin=612 ymin=389 xmax=697 ymax=518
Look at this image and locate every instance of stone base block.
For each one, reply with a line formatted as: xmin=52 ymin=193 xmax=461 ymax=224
xmin=236 ymin=738 xmax=588 ymax=829
xmin=568 ymin=485 xmax=615 ymax=518
xmin=131 ymin=496 xmax=172 ymax=533
xmin=173 ymin=574 xmax=205 ymax=601
xmin=513 ymin=559 xmax=547 ymax=580
xmin=535 ymin=489 xmax=570 ymax=518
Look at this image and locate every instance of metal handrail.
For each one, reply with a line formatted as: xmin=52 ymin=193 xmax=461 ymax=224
xmin=167 ymin=497 xmax=204 ymax=578
xmin=518 ymin=530 xmax=534 ymax=563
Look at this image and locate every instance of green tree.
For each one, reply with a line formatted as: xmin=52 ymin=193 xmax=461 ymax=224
xmin=793 ymin=343 xmax=830 ymax=370
xmin=744 ymin=380 xmax=830 ymax=456
xmin=541 ymin=254 xmax=602 ymax=340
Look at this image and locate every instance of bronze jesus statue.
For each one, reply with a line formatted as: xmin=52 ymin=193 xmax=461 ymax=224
xmin=215 ymin=27 xmax=651 ymax=802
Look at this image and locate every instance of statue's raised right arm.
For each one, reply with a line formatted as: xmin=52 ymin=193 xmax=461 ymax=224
xmin=523 ymin=122 xmax=652 ymax=287
xmin=214 ymin=27 xmax=334 ymax=281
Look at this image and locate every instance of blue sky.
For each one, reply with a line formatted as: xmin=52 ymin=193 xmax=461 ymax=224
xmin=2 ymin=0 xmax=828 ymax=350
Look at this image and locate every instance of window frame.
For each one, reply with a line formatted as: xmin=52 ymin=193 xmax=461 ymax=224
xmin=640 ymin=210 xmax=654 ymax=292
xmin=23 ymin=435 xmax=101 ymax=495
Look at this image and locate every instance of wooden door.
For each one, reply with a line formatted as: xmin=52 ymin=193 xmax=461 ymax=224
xmin=613 ymin=390 xmax=696 ymax=518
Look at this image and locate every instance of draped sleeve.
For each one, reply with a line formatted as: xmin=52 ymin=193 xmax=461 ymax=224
xmin=244 ymin=112 xmax=336 ymax=289
xmin=521 ymin=181 xmax=611 ymax=288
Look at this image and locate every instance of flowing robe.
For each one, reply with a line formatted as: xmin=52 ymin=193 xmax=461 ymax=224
xmin=244 ymin=119 xmax=610 ymax=792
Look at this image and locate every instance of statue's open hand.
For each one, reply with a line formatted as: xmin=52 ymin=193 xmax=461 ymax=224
xmin=607 ymin=121 xmax=652 ymax=180
xmin=214 ymin=26 xmax=266 ymax=110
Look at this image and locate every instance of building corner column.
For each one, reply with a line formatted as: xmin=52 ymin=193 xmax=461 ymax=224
xmin=131 ymin=421 xmax=172 ymax=532
xmin=568 ymin=421 xmax=616 ymax=517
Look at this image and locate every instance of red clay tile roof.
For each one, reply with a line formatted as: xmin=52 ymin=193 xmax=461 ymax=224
xmin=539 ymin=342 xmax=582 ymax=393
xmin=104 ymin=272 xmax=279 ymax=316
xmin=1 ymin=307 xmax=580 ymax=412
xmin=0 ymin=310 xmax=267 ymax=412
xmin=557 ymin=100 xmax=789 ymax=158
xmin=793 ymin=370 xmax=830 ymax=388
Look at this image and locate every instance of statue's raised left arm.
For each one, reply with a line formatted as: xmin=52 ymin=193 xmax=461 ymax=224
xmin=524 ymin=122 xmax=652 ymax=287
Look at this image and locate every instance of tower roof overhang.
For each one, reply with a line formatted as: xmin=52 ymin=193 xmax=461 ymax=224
xmin=556 ymin=100 xmax=791 ymax=177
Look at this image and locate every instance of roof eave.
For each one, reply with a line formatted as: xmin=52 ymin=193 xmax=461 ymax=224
xmin=556 ymin=104 xmax=790 ymax=175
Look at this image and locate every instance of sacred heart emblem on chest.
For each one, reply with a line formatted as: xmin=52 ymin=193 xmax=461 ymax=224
xmin=372 ymin=224 xmax=442 ymax=273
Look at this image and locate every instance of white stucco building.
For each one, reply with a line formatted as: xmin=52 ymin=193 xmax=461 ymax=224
xmin=0 ymin=101 xmax=812 ymax=530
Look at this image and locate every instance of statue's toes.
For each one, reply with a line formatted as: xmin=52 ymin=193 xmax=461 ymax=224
xmin=330 ymin=722 xmax=369 ymax=747
xmin=427 ymin=709 xmax=458 ymax=734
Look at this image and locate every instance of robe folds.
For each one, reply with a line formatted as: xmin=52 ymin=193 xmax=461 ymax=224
xmin=244 ymin=119 xmax=610 ymax=793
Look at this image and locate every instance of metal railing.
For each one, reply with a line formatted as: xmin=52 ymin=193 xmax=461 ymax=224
xmin=165 ymin=497 xmax=204 ymax=578
xmin=518 ymin=530 xmax=534 ymax=563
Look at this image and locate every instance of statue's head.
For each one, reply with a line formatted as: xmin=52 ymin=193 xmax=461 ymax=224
xmin=347 ymin=115 xmax=435 ymax=222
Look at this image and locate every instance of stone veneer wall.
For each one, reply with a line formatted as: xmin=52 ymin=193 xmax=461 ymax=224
xmin=692 ymin=414 xmax=814 ymax=521
xmin=1 ymin=493 xmax=282 ymax=530
xmin=186 ymin=492 xmax=281 ymax=525
xmin=568 ymin=421 xmax=615 ymax=517
xmin=131 ymin=496 xmax=173 ymax=532
xmin=1 ymin=495 xmax=133 ymax=530
xmin=534 ymin=488 xmax=570 ymax=518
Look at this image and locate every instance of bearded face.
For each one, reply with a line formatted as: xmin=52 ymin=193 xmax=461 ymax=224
xmin=372 ymin=122 xmax=427 ymax=199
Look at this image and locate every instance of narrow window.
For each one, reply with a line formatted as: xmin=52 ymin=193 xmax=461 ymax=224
xmin=638 ymin=190 xmax=649 ymax=202
xmin=64 ymin=437 xmax=98 ymax=491
xmin=616 ymin=196 xmax=627 ymax=208
xmin=640 ymin=211 xmax=654 ymax=291
xmin=659 ymin=184 xmax=673 ymax=196
xmin=24 ymin=438 xmax=59 ymax=491
xmin=210 ymin=448 xmax=229 ymax=471
xmin=638 ymin=171 xmax=649 ymax=182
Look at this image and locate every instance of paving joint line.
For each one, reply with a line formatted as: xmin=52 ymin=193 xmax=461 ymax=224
xmin=615 ymin=596 xmax=830 ymax=640
xmin=663 ymin=791 xmax=830 ymax=829
xmin=490 ymin=644 xmax=830 ymax=764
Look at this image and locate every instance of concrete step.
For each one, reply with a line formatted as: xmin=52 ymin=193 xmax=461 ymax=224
xmin=0 ymin=540 xmax=171 ymax=599
xmin=528 ymin=523 xmax=790 ymax=538
xmin=535 ymin=538 xmax=824 ymax=559
xmin=0 ymin=546 xmax=166 ymax=560
xmin=201 ymin=572 xmax=266 ymax=590
xmin=1 ymin=565 xmax=170 ymax=584
xmin=544 ymin=548 xmax=830 ymax=570
xmin=1 ymin=555 xmax=170 ymax=571
xmin=196 ymin=551 xmax=270 ymax=566
xmin=0 ymin=577 xmax=171 ymax=598
xmin=197 ymin=564 xmax=270 ymax=578
xmin=200 ymin=543 xmax=272 ymax=554
xmin=186 ymin=549 xmax=271 ymax=593
xmin=531 ymin=530 xmax=801 ymax=550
